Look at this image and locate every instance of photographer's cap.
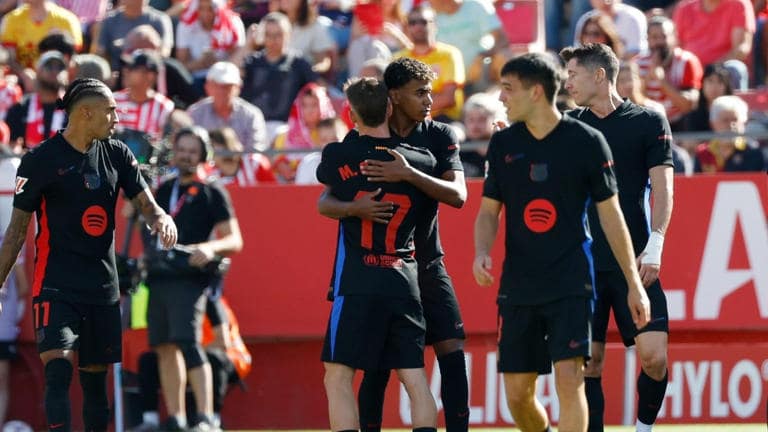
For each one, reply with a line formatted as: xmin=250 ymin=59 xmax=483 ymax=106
xmin=37 ymin=50 xmax=67 ymax=70
xmin=206 ymin=61 xmax=241 ymax=85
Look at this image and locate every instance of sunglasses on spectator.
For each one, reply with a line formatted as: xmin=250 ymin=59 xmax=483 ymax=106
xmin=407 ymin=18 xmax=430 ymax=26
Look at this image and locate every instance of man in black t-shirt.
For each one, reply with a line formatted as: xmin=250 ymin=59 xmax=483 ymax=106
xmin=473 ymin=53 xmax=650 ymax=432
xmin=145 ymin=126 xmax=243 ymax=431
xmin=318 ymin=58 xmax=470 ymax=432
xmin=561 ymin=43 xmax=674 ymax=432
xmin=318 ymin=77 xmax=438 ymax=432
xmin=0 ymin=78 xmax=177 ymax=432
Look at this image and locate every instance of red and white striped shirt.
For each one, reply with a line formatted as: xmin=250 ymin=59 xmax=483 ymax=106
xmin=114 ymin=90 xmax=175 ymax=139
xmin=0 ymin=78 xmax=22 ymax=121
xmin=211 ymin=154 xmax=276 ymax=187
xmin=637 ymin=47 xmax=703 ymax=122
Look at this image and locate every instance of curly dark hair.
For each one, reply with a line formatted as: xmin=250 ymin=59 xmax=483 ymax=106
xmin=384 ymin=57 xmax=436 ymax=90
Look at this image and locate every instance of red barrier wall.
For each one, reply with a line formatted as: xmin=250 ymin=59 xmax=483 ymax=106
xmin=8 ymin=173 xmax=768 ymax=429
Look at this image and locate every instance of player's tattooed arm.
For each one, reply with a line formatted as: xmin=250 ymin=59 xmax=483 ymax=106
xmin=132 ymin=188 xmax=178 ymax=249
xmin=317 ymin=187 xmax=394 ymax=224
xmin=0 ymin=208 xmax=32 ymax=298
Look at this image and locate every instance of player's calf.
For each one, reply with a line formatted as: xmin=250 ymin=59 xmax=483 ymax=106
xmin=395 ymin=367 xmax=436 ymax=430
xmin=44 ymin=358 xmax=73 ymax=432
xmin=79 ymin=365 xmax=109 ymax=432
xmin=323 ymin=362 xmax=358 ymax=431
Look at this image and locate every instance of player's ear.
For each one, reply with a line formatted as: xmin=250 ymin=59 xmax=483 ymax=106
xmin=386 ymin=98 xmax=393 ymax=118
xmin=388 ymin=88 xmax=398 ymax=104
xmin=595 ymin=67 xmax=607 ymax=84
xmin=348 ymin=107 xmax=359 ymax=126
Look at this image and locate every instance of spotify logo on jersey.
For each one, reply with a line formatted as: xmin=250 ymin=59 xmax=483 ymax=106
xmin=82 ymin=205 xmax=108 ymax=237
xmin=523 ymin=199 xmax=557 ymax=233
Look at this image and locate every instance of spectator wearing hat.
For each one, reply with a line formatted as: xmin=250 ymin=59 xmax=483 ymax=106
xmin=114 ymin=50 xmax=174 ymax=146
xmin=187 ymin=61 xmax=268 ymax=152
xmin=5 ymin=51 xmax=69 ymax=150
xmin=118 ymin=24 xmax=198 ymax=109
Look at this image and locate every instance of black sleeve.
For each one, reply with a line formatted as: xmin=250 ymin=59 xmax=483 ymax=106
xmin=12 ymin=151 xmax=45 ymax=212
xmin=208 ymin=182 xmax=235 ymax=225
xmin=316 ymin=142 xmax=340 ymax=186
xmin=585 ymin=130 xmax=618 ymax=203
xmin=164 ymin=58 xmax=198 ymax=109
xmin=240 ymin=55 xmax=256 ymax=102
xmin=300 ymin=57 xmax=319 ymax=85
xmin=644 ymin=111 xmax=674 ymax=170
xmin=6 ymin=101 xmax=25 ymax=142
xmin=431 ymin=122 xmax=464 ymax=176
xmin=115 ymin=141 xmax=149 ymax=200
xmin=481 ymin=133 xmax=502 ymax=201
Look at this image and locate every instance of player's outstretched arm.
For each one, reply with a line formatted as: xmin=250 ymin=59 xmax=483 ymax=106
xmin=362 ymin=149 xmax=467 ymax=208
xmin=0 ymin=208 xmax=32 ymax=313
xmin=596 ymin=195 xmax=650 ymax=328
xmin=473 ymin=197 xmax=502 ymax=287
xmin=317 ymin=187 xmax=394 ymax=223
xmin=637 ymin=165 xmax=674 ymax=287
xmin=132 ymin=188 xmax=177 ymax=249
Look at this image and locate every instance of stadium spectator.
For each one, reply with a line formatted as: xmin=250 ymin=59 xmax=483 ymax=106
xmin=617 ymin=60 xmax=666 ymax=116
xmin=114 ymin=50 xmax=175 ymax=141
xmin=0 ymin=0 xmax=82 ymax=77
xmin=396 ymin=5 xmax=464 ymax=122
xmin=684 ymin=63 xmax=734 ymax=133
xmin=54 ymin=0 xmax=108 ymax=51
xmin=350 ymin=0 xmax=410 ymax=53
xmin=95 ymin=0 xmax=174 ymax=72
xmin=209 ymin=126 xmax=277 ymax=186
xmin=294 ymin=116 xmax=347 ymax=184
xmin=145 ymin=126 xmax=242 ymax=431
xmin=117 ymin=25 xmax=198 ymax=109
xmin=430 ymin=0 xmax=507 ymax=78
xmin=272 ymin=82 xmax=336 ymax=182
xmin=278 ymin=0 xmax=338 ymax=78
xmin=637 ymin=15 xmax=703 ymax=130
xmin=577 ymin=14 xmax=625 ymax=60
xmin=695 ymin=94 xmax=768 ymax=172
xmin=0 ymin=47 xmax=22 ymax=121
xmin=458 ymin=91 xmax=504 ymax=178
xmin=673 ymin=0 xmax=754 ymax=89
xmin=188 ymin=61 xmax=268 ymax=152
xmin=175 ymin=0 xmax=246 ymax=92
xmin=574 ymin=0 xmax=647 ymax=58
xmin=546 ymin=0 xmax=591 ymax=51
xmin=71 ymin=53 xmax=112 ymax=84
xmin=240 ymin=12 xmax=317 ymax=143
xmin=6 ymin=51 xmax=69 ymax=150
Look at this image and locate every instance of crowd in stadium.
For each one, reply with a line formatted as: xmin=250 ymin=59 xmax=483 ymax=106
xmin=0 ymin=0 xmax=767 ymax=430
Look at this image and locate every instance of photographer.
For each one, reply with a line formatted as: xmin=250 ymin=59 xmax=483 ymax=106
xmin=145 ymin=126 xmax=243 ymax=431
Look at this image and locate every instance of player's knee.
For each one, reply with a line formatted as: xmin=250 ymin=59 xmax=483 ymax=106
xmin=180 ymin=343 xmax=208 ymax=369
xmin=639 ymin=350 xmax=667 ymax=379
xmin=433 ymin=338 xmax=464 ymax=356
xmin=585 ymin=355 xmax=604 ymax=377
xmin=323 ymin=363 xmax=353 ymax=391
xmin=45 ymin=358 xmax=74 ymax=395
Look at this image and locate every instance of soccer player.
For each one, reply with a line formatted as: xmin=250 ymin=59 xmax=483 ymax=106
xmin=473 ymin=53 xmax=650 ymax=432
xmin=0 ymin=78 xmax=177 ymax=432
xmin=561 ymin=43 xmax=673 ymax=432
xmin=318 ymin=57 xmax=470 ymax=432
xmin=318 ymin=76 xmax=437 ymax=432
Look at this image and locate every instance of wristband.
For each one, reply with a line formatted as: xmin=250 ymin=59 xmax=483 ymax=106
xmin=641 ymin=231 xmax=664 ymax=265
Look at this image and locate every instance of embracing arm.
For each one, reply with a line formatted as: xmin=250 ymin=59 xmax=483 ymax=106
xmin=317 ymin=186 xmax=394 ymax=223
xmin=362 ymin=149 xmax=467 ymax=208
xmin=131 ymin=188 xmax=177 ymax=249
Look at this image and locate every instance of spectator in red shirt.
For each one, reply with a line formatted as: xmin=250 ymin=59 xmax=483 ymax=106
xmin=637 ymin=15 xmax=703 ymax=129
xmin=209 ymin=126 xmax=276 ymax=186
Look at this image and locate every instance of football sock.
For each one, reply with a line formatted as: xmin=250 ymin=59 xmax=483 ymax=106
xmin=412 ymin=428 xmax=437 ymax=432
xmin=80 ymin=369 xmax=109 ymax=432
xmin=437 ymin=350 xmax=469 ymax=432
xmin=358 ymin=369 xmax=390 ymax=432
xmin=585 ymin=376 xmax=605 ymax=432
xmin=637 ymin=369 xmax=668 ymax=426
xmin=138 ymin=352 xmax=160 ymax=413
xmin=44 ymin=358 xmax=73 ymax=432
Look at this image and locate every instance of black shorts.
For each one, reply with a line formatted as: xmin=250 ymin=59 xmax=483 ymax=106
xmin=321 ymin=295 xmax=426 ymax=371
xmin=32 ymin=297 xmax=122 ymax=366
xmin=420 ymin=270 xmax=466 ymax=345
xmin=497 ymin=296 xmax=593 ymax=374
xmin=0 ymin=341 xmax=18 ymax=360
xmin=147 ymin=278 xmax=207 ymax=347
xmin=592 ymin=271 xmax=669 ymax=347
